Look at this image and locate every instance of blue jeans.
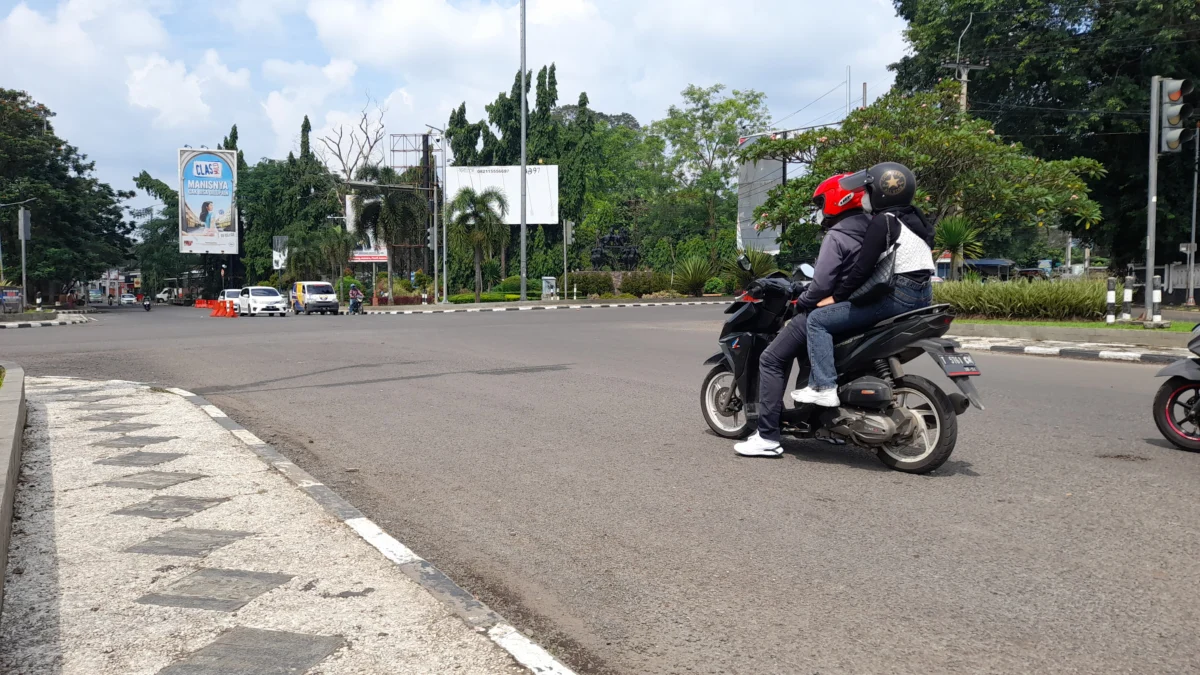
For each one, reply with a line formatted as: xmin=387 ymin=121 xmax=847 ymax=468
xmin=806 ymin=276 xmax=933 ymax=391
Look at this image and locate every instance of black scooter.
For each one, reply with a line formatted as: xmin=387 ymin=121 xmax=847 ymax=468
xmin=143 ymin=298 xmax=152 ymax=312
xmin=1152 ymin=325 xmax=1200 ymax=451
xmin=700 ymin=257 xmax=984 ymax=474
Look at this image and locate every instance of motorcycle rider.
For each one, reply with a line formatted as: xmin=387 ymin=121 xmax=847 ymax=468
xmin=734 ymin=173 xmax=873 ymax=457
xmin=348 ymin=283 xmax=364 ymax=314
xmin=793 ymin=162 xmax=936 ymax=407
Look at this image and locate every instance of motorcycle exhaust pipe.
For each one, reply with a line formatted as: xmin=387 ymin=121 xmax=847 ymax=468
xmin=948 ymin=393 xmax=971 ymax=416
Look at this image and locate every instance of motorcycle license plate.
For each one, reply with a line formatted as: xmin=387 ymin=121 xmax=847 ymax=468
xmin=937 ymin=352 xmax=981 ymax=377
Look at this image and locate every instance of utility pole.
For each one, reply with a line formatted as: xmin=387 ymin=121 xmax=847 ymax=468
xmin=941 ymin=12 xmax=987 ymax=113
xmin=862 ymin=82 xmax=867 ymax=109
xmin=1190 ymin=121 xmax=1199 ymax=306
xmin=19 ymin=207 xmax=30 ymax=308
xmin=519 ymin=0 xmax=528 ymax=301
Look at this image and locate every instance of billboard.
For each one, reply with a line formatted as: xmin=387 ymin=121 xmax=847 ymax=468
xmin=178 ymin=149 xmax=238 ymax=254
xmin=445 ymin=165 xmax=559 ymax=225
xmin=736 ymin=136 xmax=782 ymax=254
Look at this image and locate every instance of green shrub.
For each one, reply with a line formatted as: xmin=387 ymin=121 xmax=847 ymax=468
xmin=934 ymin=279 xmax=1117 ymax=320
xmin=723 ymin=249 xmax=779 ymax=292
xmin=645 ymin=289 xmax=684 ymax=299
xmin=703 ymin=277 xmax=726 ymax=294
xmin=496 ymin=275 xmax=523 ymax=292
xmin=565 ymin=271 xmax=615 ymax=296
xmin=449 ymin=293 xmax=509 ymax=304
xmin=675 ymin=256 xmax=714 ymax=297
xmin=619 ymin=272 xmax=655 ymax=297
xmin=598 ymin=292 xmax=638 ymax=300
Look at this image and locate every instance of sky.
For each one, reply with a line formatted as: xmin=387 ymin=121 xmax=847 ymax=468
xmin=0 ymin=0 xmax=909 ymax=207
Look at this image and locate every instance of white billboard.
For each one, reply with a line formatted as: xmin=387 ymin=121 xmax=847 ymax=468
xmin=446 ymin=166 xmax=559 ymax=225
xmin=178 ymin=149 xmax=238 ymax=254
xmin=735 ymin=136 xmax=782 ymax=254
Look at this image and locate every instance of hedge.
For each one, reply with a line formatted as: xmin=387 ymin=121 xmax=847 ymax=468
xmin=565 ymin=271 xmax=615 ymax=296
xmin=618 ymin=271 xmax=672 ymax=297
xmin=933 ymin=279 xmax=1117 ymax=320
xmin=448 ymin=292 xmax=542 ymax=304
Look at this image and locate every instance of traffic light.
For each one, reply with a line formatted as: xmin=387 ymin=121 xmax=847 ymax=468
xmin=1160 ymin=78 xmax=1194 ymax=153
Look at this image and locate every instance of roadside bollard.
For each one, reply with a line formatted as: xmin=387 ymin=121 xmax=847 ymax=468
xmin=1153 ymin=275 xmax=1163 ymax=324
xmin=1106 ymin=277 xmax=1116 ymax=324
xmin=1122 ymin=276 xmax=1134 ymax=321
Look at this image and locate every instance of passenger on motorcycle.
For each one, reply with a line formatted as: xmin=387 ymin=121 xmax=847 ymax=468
xmin=734 ymin=173 xmax=871 ymax=457
xmin=792 ymin=162 xmax=936 ymax=408
xmin=348 ymin=284 xmax=364 ymax=313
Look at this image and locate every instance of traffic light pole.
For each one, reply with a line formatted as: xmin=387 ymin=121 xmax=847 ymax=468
xmin=1147 ymin=76 xmax=1161 ymax=324
xmin=1190 ymin=122 xmax=1199 ymax=306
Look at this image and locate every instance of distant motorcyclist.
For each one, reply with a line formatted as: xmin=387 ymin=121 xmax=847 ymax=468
xmin=734 ymin=173 xmax=874 ymax=457
xmin=348 ymin=284 xmax=364 ymax=314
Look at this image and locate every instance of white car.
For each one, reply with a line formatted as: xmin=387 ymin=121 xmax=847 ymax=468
xmin=220 ymin=288 xmax=241 ymax=303
xmin=237 ymin=286 xmax=287 ymax=317
xmin=120 ymin=293 xmax=137 ymax=306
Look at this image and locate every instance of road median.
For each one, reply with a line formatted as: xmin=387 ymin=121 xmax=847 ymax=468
xmin=949 ymin=321 xmax=1191 ymax=349
xmin=0 ymin=362 xmax=26 ymax=618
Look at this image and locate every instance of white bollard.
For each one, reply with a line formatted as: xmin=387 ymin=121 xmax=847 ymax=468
xmin=1121 ymin=276 xmax=1134 ymax=321
xmin=1106 ymin=277 xmax=1116 ymax=324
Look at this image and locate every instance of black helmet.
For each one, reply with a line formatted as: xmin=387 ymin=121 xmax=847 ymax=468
xmin=838 ymin=162 xmax=916 ymax=213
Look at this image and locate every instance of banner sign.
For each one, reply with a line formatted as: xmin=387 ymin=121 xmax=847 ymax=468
xmin=445 ymin=166 xmax=559 ymax=225
xmin=272 ymin=235 xmax=289 ymax=271
xmin=178 ymin=149 xmax=238 ymax=254
xmin=350 ymin=231 xmax=388 ymax=263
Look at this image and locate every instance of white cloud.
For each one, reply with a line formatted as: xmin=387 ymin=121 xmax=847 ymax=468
xmin=125 ymin=50 xmax=250 ymax=128
xmin=219 ymin=0 xmax=306 ymax=33
xmin=261 ymin=58 xmax=359 ymax=156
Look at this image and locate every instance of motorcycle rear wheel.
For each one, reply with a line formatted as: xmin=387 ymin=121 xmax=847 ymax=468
xmin=1153 ymin=377 xmax=1200 ymax=452
xmin=876 ymin=375 xmax=958 ymax=474
xmin=702 ymin=364 xmax=751 ymax=439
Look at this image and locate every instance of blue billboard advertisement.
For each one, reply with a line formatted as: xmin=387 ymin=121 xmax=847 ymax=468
xmin=178 ymin=148 xmax=238 ymax=254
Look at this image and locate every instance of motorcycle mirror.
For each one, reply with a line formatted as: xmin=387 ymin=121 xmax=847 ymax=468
xmin=799 ymin=263 xmax=815 ymax=277
xmin=737 ymin=254 xmax=752 ymax=271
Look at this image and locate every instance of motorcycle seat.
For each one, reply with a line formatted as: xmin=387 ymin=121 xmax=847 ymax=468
xmin=832 ymin=304 xmax=953 ymax=345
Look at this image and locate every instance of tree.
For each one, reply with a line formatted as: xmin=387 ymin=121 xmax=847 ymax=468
xmin=933 ymin=215 xmax=984 ymax=281
xmin=320 ymin=96 xmax=387 ymax=215
xmin=649 ymin=84 xmax=770 ymax=235
xmin=318 ymin=225 xmax=359 ymax=297
xmin=0 ymin=89 xmax=133 ymax=297
xmin=890 ymin=0 xmax=1199 ymax=263
xmin=449 ymin=186 xmax=510 ymax=303
xmin=741 ymin=83 xmax=1105 ymax=260
xmin=352 ymin=164 xmax=427 ymax=304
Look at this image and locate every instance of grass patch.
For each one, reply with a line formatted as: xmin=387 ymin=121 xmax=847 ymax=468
xmin=956 ymin=318 xmax=1195 ymax=332
xmin=0 ymin=366 xmax=4 ymax=390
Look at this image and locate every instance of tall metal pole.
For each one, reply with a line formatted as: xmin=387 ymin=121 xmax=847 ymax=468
xmin=1146 ymin=75 xmax=1162 ymax=323
xmin=1189 ymin=121 xmax=1199 ymax=306
xmin=441 ymin=140 xmax=448 ymax=304
xmin=519 ymin=0 xmax=528 ymax=301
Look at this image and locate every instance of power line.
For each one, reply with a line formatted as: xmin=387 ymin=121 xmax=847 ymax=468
xmin=771 ymin=81 xmax=845 ymax=128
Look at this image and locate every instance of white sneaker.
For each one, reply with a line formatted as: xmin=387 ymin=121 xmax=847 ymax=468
xmin=792 ymin=386 xmax=840 ymax=408
xmin=734 ymin=432 xmax=782 ymax=457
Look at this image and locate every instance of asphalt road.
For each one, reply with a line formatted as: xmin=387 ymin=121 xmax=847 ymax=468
xmin=5 ymin=305 xmax=1200 ymax=674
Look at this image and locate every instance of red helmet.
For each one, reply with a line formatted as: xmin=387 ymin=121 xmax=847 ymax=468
xmin=812 ymin=173 xmax=864 ymax=225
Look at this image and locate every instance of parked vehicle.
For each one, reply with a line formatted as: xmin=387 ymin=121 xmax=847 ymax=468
xmin=290 ymin=281 xmax=339 ymax=315
xmin=236 ymin=287 xmax=287 ymax=317
xmin=219 ymin=288 xmax=241 ymax=304
xmin=700 ymin=257 xmax=984 ymax=474
xmin=1152 ymin=326 xmax=1200 ymax=451
xmin=88 ymin=289 xmax=104 ymax=304
xmin=155 ymin=287 xmax=179 ymax=303
xmin=120 ymin=293 xmax=137 ymax=306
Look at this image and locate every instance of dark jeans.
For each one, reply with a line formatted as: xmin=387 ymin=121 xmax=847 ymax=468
xmin=756 ymin=311 xmax=809 ymax=442
xmin=806 ymin=276 xmax=933 ymax=390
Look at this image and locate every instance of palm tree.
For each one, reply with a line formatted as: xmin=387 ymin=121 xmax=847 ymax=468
xmin=448 ymin=186 xmax=510 ymax=303
xmin=317 ymin=226 xmax=359 ymax=301
xmin=353 ymin=164 xmax=427 ymax=304
xmin=285 ymin=228 xmax=326 ymax=281
xmin=934 ymin=215 xmax=984 ymax=281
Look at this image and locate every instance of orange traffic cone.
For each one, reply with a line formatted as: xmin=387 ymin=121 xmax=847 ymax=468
xmin=227 ymin=300 xmax=238 ymax=318
xmin=209 ymin=300 xmax=220 ymax=317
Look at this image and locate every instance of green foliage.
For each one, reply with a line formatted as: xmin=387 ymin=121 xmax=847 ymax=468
xmin=933 ymin=216 xmax=984 ymax=281
xmin=449 ymin=186 xmax=510 ymax=303
xmin=892 ymin=0 xmax=1199 ymax=264
xmin=704 ymin=277 xmax=726 ymax=294
xmin=674 ymin=256 xmax=715 ymax=297
xmin=722 ymin=249 xmax=779 ymax=292
xmin=496 ymin=275 xmax=522 ymax=292
xmin=1 ymin=89 xmax=133 ymax=294
xmin=934 ymin=279 xmax=1115 ymax=320
xmin=567 ymin=271 xmax=615 ymax=296
xmin=618 ymin=271 xmax=671 ymax=297
xmin=741 ymin=83 xmax=1105 ymax=261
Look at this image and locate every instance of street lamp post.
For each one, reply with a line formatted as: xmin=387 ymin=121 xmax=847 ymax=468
xmin=519 ymin=0 xmax=528 ymax=301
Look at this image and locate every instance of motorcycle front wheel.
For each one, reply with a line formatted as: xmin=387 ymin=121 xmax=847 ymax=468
xmin=701 ymin=364 xmax=751 ymax=439
xmin=877 ymin=375 xmax=958 ymax=474
xmin=1153 ymin=377 xmax=1200 ymax=452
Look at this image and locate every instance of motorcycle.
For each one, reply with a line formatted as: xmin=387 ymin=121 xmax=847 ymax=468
xmin=700 ymin=257 xmax=984 ymax=474
xmin=142 ymin=298 xmax=152 ymax=312
xmin=1151 ymin=324 xmax=1200 ymax=451
xmin=348 ymin=297 xmax=364 ymax=315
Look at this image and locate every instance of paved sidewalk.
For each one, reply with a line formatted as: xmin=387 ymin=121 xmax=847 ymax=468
xmin=952 ymin=336 xmax=1189 ymax=364
xmin=358 ymin=298 xmax=732 ymax=315
xmin=0 ymin=315 xmax=90 ymax=329
xmin=0 ymin=377 xmax=566 ymax=674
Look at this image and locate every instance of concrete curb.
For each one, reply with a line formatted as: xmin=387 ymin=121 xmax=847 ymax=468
xmin=354 ymin=299 xmax=733 ymax=316
xmin=0 ymin=315 xmax=90 ymax=329
xmin=158 ymin=386 xmax=574 ymax=675
xmin=964 ymin=343 xmax=1180 ymax=365
xmin=0 ymin=361 xmax=27 ymax=617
